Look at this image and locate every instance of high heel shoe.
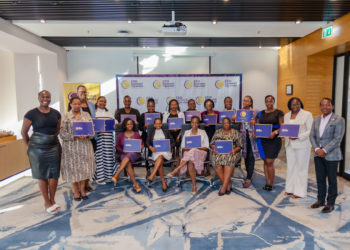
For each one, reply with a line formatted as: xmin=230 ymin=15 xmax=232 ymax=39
xmin=162 ymin=184 xmax=168 ymax=192
xmin=146 ymin=178 xmax=153 ymax=187
xmin=218 ymin=191 xmax=226 ymax=196
xmin=134 ymin=183 xmax=142 ymax=193
xmin=111 ymin=174 xmax=119 ymax=185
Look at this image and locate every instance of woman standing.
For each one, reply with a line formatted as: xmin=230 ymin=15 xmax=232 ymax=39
xmin=60 ymin=97 xmax=96 ymax=201
xmin=210 ymin=117 xmax=242 ymax=195
xmin=139 ymin=98 xmax=163 ymax=143
xmin=257 ymin=95 xmax=284 ymax=191
xmin=167 ymin=116 xmax=209 ymax=194
xmin=239 ymin=96 xmax=260 ymax=188
xmin=284 ymin=97 xmax=313 ymax=198
xmin=94 ymin=96 xmax=116 ymax=184
xmin=21 ymin=90 xmax=62 ymax=214
xmin=146 ymin=118 xmax=174 ymax=192
xmin=112 ymin=118 xmax=144 ymax=192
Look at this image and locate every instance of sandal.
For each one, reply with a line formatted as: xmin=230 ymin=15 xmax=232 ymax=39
xmin=243 ymin=179 xmax=251 ymax=188
xmin=46 ymin=205 xmax=58 ymax=215
xmin=52 ymin=204 xmax=61 ymax=211
xmin=134 ymin=183 xmax=142 ymax=193
xmin=111 ymin=174 xmax=119 ymax=185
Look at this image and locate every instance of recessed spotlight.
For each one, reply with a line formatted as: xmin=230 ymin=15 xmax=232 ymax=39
xmin=295 ymin=20 xmax=302 ymax=24
xmin=212 ymin=20 xmax=217 ymax=24
xmin=142 ymin=46 xmax=146 ymax=48
xmin=83 ymin=45 xmax=87 ymax=49
xmin=223 ymin=0 xmax=229 ymax=2
xmin=127 ymin=20 xmax=132 ymax=24
xmin=259 ymin=45 xmax=262 ymax=49
xmin=201 ymin=45 xmax=205 ymax=48
xmin=40 ymin=19 xmax=46 ymax=24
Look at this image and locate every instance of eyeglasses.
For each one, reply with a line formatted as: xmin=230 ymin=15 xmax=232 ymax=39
xmin=291 ymin=103 xmax=300 ymax=107
xmin=78 ymin=91 xmax=87 ymax=93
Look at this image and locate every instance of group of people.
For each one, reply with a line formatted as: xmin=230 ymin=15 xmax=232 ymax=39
xmin=21 ymin=85 xmax=345 ymax=215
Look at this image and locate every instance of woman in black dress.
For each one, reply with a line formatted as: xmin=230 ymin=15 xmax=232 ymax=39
xmin=256 ymin=95 xmax=284 ymax=191
xmin=21 ymin=90 xmax=62 ymax=214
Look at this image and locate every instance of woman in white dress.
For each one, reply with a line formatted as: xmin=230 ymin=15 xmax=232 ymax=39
xmin=146 ymin=118 xmax=174 ymax=192
xmin=284 ymin=97 xmax=313 ymax=198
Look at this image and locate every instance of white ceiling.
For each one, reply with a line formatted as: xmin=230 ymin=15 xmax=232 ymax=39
xmin=12 ymin=20 xmax=327 ymax=38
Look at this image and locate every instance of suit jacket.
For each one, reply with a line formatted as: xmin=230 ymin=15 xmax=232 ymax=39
xmin=146 ymin=127 xmax=174 ymax=149
xmin=309 ymin=113 xmax=345 ymax=161
xmin=284 ymin=109 xmax=313 ymax=149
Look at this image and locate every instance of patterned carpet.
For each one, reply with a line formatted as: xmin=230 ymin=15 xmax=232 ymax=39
xmin=0 ymin=158 xmax=349 ymax=250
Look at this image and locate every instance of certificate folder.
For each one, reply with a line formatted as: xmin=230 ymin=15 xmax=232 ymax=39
xmin=254 ymin=124 xmax=272 ymax=138
xmin=73 ymin=122 xmax=94 ymax=136
xmin=215 ymin=140 xmax=233 ymax=154
xmin=145 ymin=113 xmax=161 ymax=124
xmin=120 ymin=114 xmax=137 ymax=123
xmin=185 ymin=135 xmax=202 ymax=148
xmin=104 ymin=119 xmax=115 ymax=131
xmin=219 ymin=110 xmax=235 ymax=122
xmin=279 ymin=124 xmax=300 ymax=138
xmin=235 ymin=110 xmax=253 ymax=123
xmin=203 ymin=114 xmax=217 ymax=125
xmin=153 ymin=139 xmax=171 ymax=152
xmin=168 ymin=118 xmax=183 ymax=130
xmin=93 ymin=119 xmax=115 ymax=132
xmin=185 ymin=111 xmax=201 ymax=122
xmin=123 ymin=139 xmax=142 ymax=152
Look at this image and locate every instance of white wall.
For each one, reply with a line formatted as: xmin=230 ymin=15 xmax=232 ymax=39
xmin=67 ymin=47 xmax=278 ymax=112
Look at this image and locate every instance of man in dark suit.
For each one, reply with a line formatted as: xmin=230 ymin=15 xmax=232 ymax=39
xmin=309 ymin=98 xmax=345 ymax=213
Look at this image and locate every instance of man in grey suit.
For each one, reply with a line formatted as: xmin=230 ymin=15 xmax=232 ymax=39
xmin=309 ymin=98 xmax=345 ymax=213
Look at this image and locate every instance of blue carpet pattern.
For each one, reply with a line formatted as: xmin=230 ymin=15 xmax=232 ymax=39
xmin=0 ymin=169 xmax=349 ymax=249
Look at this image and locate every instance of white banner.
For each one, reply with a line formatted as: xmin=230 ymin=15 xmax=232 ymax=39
xmin=116 ymin=74 xmax=242 ymax=113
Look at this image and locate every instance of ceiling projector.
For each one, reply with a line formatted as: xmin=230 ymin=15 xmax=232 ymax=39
xmin=162 ymin=11 xmax=187 ymax=34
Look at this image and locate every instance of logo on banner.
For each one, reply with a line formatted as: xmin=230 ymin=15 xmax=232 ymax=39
xmin=215 ymin=80 xmax=225 ymax=88
xmin=184 ymin=80 xmax=193 ymax=89
xmin=196 ymin=96 xmax=205 ymax=105
xmin=137 ymin=97 xmax=146 ymax=105
xmin=166 ymin=97 xmax=175 ymax=104
xmin=121 ymin=80 xmax=131 ymax=89
xmin=153 ymin=80 xmax=162 ymax=89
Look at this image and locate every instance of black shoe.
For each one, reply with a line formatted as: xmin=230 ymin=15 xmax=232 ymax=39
xmin=81 ymin=195 xmax=88 ymax=200
xmin=146 ymin=179 xmax=153 ymax=187
xmin=321 ymin=204 xmax=334 ymax=213
xmin=74 ymin=196 xmax=81 ymax=201
xmin=262 ymin=184 xmax=269 ymax=190
xmin=162 ymin=184 xmax=168 ymax=192
xmin=263 ymin=185 xmax=272 ymax=191
xmin=226 ymin=188 xmax=231 ymax=195
xmin=311 ymin=201 xmax=325 ymax=209
xmin=218 ymin=191 xmax=225 ymax=196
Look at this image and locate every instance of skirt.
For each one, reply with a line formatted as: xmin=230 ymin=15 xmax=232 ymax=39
xmin=94 ymin=132 xmax=116 ymax=182
xmin=180 ymin=148 xmax=207 ymax=175
xmin=27 ymin=132 xmax=61 ymax=179
xmin=258 ymin=137 xmax=282 ymax=159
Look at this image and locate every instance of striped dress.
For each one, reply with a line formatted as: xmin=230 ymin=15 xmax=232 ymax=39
xmin=93 ymin=109 xmax=117 ymax=182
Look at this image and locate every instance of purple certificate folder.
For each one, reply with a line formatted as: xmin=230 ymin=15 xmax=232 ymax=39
xmin=215 ymin=140 xmax=233 ymax=154
xmin=104 ymin=119 xmax=115 ymax=132
xmin=153 ymin=139 xmax=170 ymax=152
xmin=235 ymin=110 xmax=253 ymax=123
xmin=279 ymin=124 xmax=300 ymax=137
xmin=144 ymin=113 xmax=161 ymax=124
xmin=254 ymin=124 xmax=272 ymax=138
xmin=123 ymin=139 xmax=142 ymax=152
xmin=203 ymin=114 xmax=217 ymax=125
xmin=73 ymin=122 xmax=94 ymax=136
xmin=185 ymin=111 xmax=201 ymax=122
xmin=168 ymin=118 xmax=183 ymax=130
xmin=185 ymin=135 xmax=202 ymax=148
xmin=219 ymin=111 xmax=235 ymax=123
xmin=93 ymin=119 xmax=105 ymax=132
xmin=120 ymin=114 xmax=137 ymax=123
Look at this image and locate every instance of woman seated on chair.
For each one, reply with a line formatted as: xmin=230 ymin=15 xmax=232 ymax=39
xmin=111 ymin=118 xmax=144 ymax=193
xmin=210 ymin=117 xmax=242 ymax=196
xmin=146 ymin=118 xmax=174 ymax=192
xmin=167 ymin=116 xmax=209 ymax=195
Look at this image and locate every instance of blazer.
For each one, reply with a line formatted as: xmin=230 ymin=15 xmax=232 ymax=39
xmin=284 ymin=109 xmax=313 ymax=149
xmin=87 ymin=101 xmax=96 ymax=118
xmin=146 ymin=127 xmax=175 ymax=149
xmin=309 ymin=113 xmax=345 ymax=161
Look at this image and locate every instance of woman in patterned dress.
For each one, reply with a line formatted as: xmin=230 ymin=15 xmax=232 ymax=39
xmin=210 ymin=117 xmax=242 ymax=196
xmin=60 ymin=97 xmax=96 ymax=201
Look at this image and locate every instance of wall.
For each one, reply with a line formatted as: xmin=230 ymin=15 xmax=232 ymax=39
xmin=278 ymin=13 xmax=350 ymax=115
xmin=67 ymin=47 xmax=278 ymax=112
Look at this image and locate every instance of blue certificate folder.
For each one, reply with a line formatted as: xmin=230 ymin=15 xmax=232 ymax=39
xmin=254 ymin=124 xmax=272 ymax=138
xmin=123 ymin=139 xmax=142 ymax=152
xmin=279 ymin=124 xmax=300 ymax=137
xmin=215 ymin=140 xmax=233 ymax=154
xmin=203 ymin=114 xmax=217 ymax=125
xmin=219 ymin=110 xmax=236 ymax=122
xmin=153 ymin=139 xmax=171 ymax=152
xmin=120 ymin=114 xmax=137 ymax=123
xmin=185 ymin=135 xmax=202 ymax=148
xmin=73 ymin=122 xmax=94 ymax=136
xmin=168 ymin=118 xmax=183 ymax=129
xmin=185 ymin=111 xmax=201 ymax=122
xmin=93 ymin=119 xmax=115 ymax=132
xmin=144 ymin=113 xmax=161 ymax=124
xmin=235 ymin=110 xmax=253 ymax=123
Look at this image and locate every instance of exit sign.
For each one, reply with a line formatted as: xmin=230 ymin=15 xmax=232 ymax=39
xmin=322 ymin=26 xmax=332 ymax=39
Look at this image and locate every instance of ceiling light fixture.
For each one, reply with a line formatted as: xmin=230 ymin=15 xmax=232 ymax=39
xmin=201 ymin=45 xmax=205 ymax=49
xmin=127 ymin=20 xmax=132 ymax=24
xmin=295 ymin=20 xmax=302 ymax=24
xmin=40 ymin=19 xmax=46 ymax=23
xmin=83 ymin=45 xmax=87 ymax=49
xmin=212 ymin=20 xmax=217 ymax=24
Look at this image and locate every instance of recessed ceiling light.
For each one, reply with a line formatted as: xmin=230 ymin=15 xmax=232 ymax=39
xmin=212 ymin=20 xmax=217 ymax=24
xmin=40 ymin=19 xmax=46 ymax=24
xmin=127 ymin=20 xmax=132 ymax=24
xmin=201 ymin=45 xmax=205 ymax=49
xmin=223 ymin=0 xmax=229 ymax=2
xmin=295 ymin=20 xmax=302 ymax=24
xmin=83 ymin=45 xmax=87 ymax=49
xmin=259 ymin=45 xmax=262 ymax=49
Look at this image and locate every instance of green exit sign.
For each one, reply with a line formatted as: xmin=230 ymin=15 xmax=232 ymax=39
xmin=322 ymin=26 xmax=332 ymax=39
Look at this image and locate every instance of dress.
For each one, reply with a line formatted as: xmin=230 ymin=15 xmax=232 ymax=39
xmin=116 ymin=132 xmax=144 ymax=163
xmin=257 ymin=109 xmax=284 ymax=159
xmin=201 ymin=110 xmax=220 ymax=143
xmin=24 ymin=108 xmax=61 ymax=179
xmin=59 ymin=110 xmax=96 ymax=182
xmin=210 ymin=128 xmax=242 ymax=167
xmin=151 ymin=129 xmax=173 ymax=161
xmin=94 ymin=108 xmax=117 ymax=182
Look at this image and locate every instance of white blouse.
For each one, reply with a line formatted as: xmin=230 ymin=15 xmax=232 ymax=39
xmin=95 ymin=108 xmax=116 ymax=122
xmin=162 ymin=111 xmax=185 ymax=124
